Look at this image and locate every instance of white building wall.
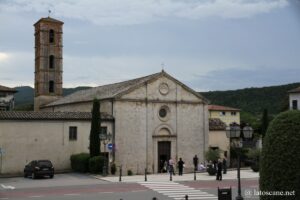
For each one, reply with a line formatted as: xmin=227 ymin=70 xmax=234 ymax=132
xmin=289 ymin=93 xmax=300 ymax=110
xmin=0 ymin=120 xmax=91 ymax=174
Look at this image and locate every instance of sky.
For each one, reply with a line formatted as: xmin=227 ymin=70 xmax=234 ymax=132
xmin=0 ymin=0 xmax=300 ymax=91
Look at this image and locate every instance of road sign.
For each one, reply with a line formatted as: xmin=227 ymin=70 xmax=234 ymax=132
xmin=107 ymin=143 xmax=113 ymax=150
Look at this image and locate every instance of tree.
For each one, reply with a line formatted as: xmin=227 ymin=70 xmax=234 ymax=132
xmin=260 ymin=109 xmax=269 ymax=140
xmin=89 ymin=99 xmax=101 ymax=157
xmin=260 ymin=110 xmax=300 ymax=199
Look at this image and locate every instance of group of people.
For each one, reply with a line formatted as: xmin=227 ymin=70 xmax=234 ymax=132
xmin=161 ymin=157 xmax=185 ymax=176
xmin=160 ymin=155 xmax=228 ymax=181
xmin=207 ymin=158 xmax=227 ymax=181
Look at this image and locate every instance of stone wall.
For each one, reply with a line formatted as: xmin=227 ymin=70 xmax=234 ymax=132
xmin=0 ymin=120 xmax=90 ymax=174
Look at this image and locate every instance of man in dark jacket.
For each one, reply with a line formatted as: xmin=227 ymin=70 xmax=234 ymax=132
xmin=216 ymin=159 xmax=223 ymax=181
xmin=193 ymin=155 xmax=198 ymax=171
xmin=177 ymin=158 xmax=185 ymax=176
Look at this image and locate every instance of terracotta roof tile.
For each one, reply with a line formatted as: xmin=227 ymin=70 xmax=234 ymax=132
xmin=0 ymin=111 xmax=114 ymax=121
xmin=0 ymin=85 xmax=17 ymax=93
xmin=288 ymin=86 xmax=300 ymax=93
xmin=208 ymin=104 xmax=240 ymax=111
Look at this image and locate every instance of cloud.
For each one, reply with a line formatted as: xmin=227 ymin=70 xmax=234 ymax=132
xmin=190 ymin=67 xmax=300 ymax=91
xmin=0 ymin=0 xmax=288 ymax=26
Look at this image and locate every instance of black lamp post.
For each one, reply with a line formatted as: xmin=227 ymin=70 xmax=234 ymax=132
xmin=226 ymin=123 xmax=253 ymax=200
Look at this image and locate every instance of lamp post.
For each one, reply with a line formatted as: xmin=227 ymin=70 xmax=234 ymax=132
xmin=226 ymin=123 xmax=253 ymax=200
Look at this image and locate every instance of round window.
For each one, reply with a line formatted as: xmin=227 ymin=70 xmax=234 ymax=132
xmin=159 ymin=108 xmax=167 ymax=118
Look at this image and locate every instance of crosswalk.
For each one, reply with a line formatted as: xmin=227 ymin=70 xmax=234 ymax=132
xmin=139 ymin=181 xmax=218 ymax=200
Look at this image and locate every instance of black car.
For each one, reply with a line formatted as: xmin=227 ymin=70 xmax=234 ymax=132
xmin=24 ymin=160 xmax=54 ymax=179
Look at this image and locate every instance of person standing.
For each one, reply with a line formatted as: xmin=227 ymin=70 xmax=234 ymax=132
xmin=193 ymin=155 xmax=198 ymax=171
xmin=177 ymin=158 xmax=185 ymax=176
xmin=169 ymin=158 xmax=175 ymax=175
xmin=216 ymin=159 xmax=223 ymax=181
xmin=223 ymin=158 xmax=227 ymax=174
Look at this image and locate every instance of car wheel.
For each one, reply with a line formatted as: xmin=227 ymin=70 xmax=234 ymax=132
xmin=32 ymin=172 xmax=36 ymax=179
xmin=50 ymin=174 xmax=54 ymax=179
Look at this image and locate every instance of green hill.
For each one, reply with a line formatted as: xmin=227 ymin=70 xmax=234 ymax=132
xmin=200 ymin=82 xmax=300 ymax=116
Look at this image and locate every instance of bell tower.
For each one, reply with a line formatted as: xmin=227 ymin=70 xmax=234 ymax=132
xmin=34 ymin=17 xmax=63 ymax=111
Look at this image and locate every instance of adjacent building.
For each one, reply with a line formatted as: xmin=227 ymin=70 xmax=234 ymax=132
xmin=288 ymin=86 xmax=300 ymax=110
xmin=208 ymin=104 xmax=240 ymax=126
xmin=0 ymin=85 xmax=17 ymax=111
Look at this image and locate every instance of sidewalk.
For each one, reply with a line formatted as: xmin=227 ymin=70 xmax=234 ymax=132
xmin=94 ymin=169 xmax=259 ymax=183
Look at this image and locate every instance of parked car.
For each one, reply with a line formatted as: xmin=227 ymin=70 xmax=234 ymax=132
xmin=24 ymin=160 xmax=54 ymax=179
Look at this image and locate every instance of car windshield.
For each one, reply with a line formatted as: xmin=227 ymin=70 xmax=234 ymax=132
xmin=38 ymin=161 xmax=52 ymax=167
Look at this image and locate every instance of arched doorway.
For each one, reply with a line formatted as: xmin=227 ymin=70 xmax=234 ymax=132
xmin=153 ymin=126 xmax=176 ymax=173
xmin=157 ymin=141 xmax=171 ymax=173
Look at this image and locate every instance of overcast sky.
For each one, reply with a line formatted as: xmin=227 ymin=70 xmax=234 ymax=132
xmin=0 ymin=0 xmax=300 ymax=91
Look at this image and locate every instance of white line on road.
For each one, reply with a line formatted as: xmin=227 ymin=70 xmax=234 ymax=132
xmin=0 ymin=184 xmax=15 ymax=190
xmin=64 ymin=193 xmax=81 ymax=196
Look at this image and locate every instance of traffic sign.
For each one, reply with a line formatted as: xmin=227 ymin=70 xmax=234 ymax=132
xmin=107 ymin=143 xmax=113 ymax=150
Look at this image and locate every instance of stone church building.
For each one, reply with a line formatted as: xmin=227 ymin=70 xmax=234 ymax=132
xmin=0 ymin=17 xmax=209 ymax=175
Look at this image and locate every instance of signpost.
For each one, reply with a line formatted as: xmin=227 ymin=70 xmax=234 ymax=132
xmin=107 ymin=143 xmax=113 ymax=151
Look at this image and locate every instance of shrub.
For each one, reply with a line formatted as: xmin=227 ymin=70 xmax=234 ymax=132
xmin=89 ymin=156 xmax=107 ymax=174
xmin=110 ymin=163 xmax=116 ymax=175
xmin=260 ymin=111 xmax=300 ymax=199
xmin=127 ymin=169 xmax=133 ymax=176
xmin=205 ymin=148 xmax=220 ymax=162
xmin=70 ymin=153 xmax=90 ymax=173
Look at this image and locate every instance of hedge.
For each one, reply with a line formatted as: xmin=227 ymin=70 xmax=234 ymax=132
xmin=260 ymin=110 xmax=300 ymax=199
xmin=70 ymin=153 xmax=90 ymax=173
xmin=89 ymin=156 xmax=107 ymax=174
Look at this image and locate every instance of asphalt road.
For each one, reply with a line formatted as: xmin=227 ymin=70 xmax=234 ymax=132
xmin=0 ymin=173 xmax=259 ymax=200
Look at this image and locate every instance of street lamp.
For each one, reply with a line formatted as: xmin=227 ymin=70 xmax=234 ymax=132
xmin=226 ymin=123 xmax=253 ymax=200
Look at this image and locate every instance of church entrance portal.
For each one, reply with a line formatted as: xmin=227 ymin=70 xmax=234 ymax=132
xmin=157 ymin=141 xmax=171 ymax=173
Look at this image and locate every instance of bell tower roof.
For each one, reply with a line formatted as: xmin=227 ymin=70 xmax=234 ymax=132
xmin=34 ymin=17 xmax=64 ymax=26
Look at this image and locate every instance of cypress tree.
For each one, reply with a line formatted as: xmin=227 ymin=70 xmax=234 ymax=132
xmin=260 ymin=109 xmax=269 ymax=140
xmin=89 ymin=99 xmax=100 ymax=157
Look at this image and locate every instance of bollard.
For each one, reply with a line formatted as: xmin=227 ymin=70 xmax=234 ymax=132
xmin=152 ymin=198 xmax=157 ymax=200
xmin=119 ymin=165 xmax=122 ymax=182
xmin=194 ymin=169 xmax=196 ymax=181
xmin=185 ymin=194 xmax=188 ymax=200
xmin=170 ymin=171 xmax=172 ymax=181
xmin=103 ymin=165 xmax=107 ymax=177
xmin=145 ymin=168 xmax=147 ymax=182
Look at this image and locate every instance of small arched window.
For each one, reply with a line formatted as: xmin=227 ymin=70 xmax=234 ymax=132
xmin=49 ymin=29 xmax=54 ymax=43
xmin=49 ymin=81 xmax=54 ymax=93
xmin=49 ymin=55 xmax=55 ymax=69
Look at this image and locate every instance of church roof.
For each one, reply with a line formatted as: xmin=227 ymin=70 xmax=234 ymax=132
xmin=288 ymin=86 xmax=300 ymax=94
xmin=209 ymin=118 xmax=226 ymax=131
xmin=0 ymin=111 xmax=114 ymax=121
xmin=0 ymin=85 xmax=17 ymax=93
xmin=44 ymin=71 xmax=208 ymax=108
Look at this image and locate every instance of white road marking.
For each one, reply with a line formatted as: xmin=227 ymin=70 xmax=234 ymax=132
xmin=0 ymin=184 xmax=15 ymax=190
xmin=64 ymin=193 xmax=80 ymax=196
xmin=140 ymin=181 xmax=218 ymax=200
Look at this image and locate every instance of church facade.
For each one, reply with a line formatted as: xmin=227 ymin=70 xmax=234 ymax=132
xmin=0 ymin=17 xmax=209 ymax=175
xmin=42 ymin=71 xmax=209 ymax=173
